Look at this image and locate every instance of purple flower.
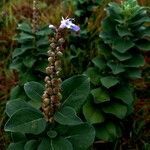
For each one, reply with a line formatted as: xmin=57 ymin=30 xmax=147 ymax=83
xmin=59 ymin=17 xmax=80 ymax=32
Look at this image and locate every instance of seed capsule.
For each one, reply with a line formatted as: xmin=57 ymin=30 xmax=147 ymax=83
xmin=56 ymin=71 xmax=61 ymax=76
xmin=51 ymin=95 xmax=59 ymax=103
xmin=56 ymin=47 xmax=60 ymax=52
xmin=54 ymin=60 xmax=61 ymax=68
xmin=48 ymin=51 xmax=55 ymax=57
xmin=58 ymin=38 xmax=65 ymax=44
xmin=46 ymin=66 xmax=54 ymax=74
xmin=43 ymin=98 xmax=50 ymax=106
xmin=53 ymin=87 xmax=60 ymax=94
xmin=51 ymin=78 xmax=59 ymax=86
xmin=46 ymin=88 xmax=53 ymax=95
xmin=48 ymin=57 xmax=54 ymax=63
xmin=43 ymin=106 xmax=50 ymax=115
xmin=57 ymin=51 xmax=63 ymax=57
xmin=57 ymin=92 xmax=62 ymax=100
xmin=50 ymin=43 xmax=56 ymax=49
xmin=44 ymin=76 xmax=50 ymax=82
xmin=42 ymin=93 xmax=49 ymax=99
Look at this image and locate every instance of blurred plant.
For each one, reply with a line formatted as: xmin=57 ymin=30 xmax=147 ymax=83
xmin=84 ymin=0 xmax=150 ymax=149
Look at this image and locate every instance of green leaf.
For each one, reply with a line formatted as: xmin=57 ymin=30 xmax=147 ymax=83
xmin=113 ymin=38 xmax=134 ymax=53
xmin=24 ymin=140 xmax=39 ymax=150
xmin=17 ymin=23 xmax=32 ymax=33
xmin=36 ymin=25 xmax=53 ymax=36
xmin=12 ymin=46 xmax=35 ymax=58
xmin=125 ymin=55 xmax=145 ymax=67
xmin=92 ymin=57 xmax=106 ymax=70
xmin=6 ymin=99 xmax=38 ymax=117
xmin=85 ymin=67 xmax=101 ymax=85
xmin=136 ymin=39 xmax=150 ymax=51
xmin=24 ymin=81 xmax=44 ymax=102
xmin=66 ymin=123 xmax=95 ymax=150
xmin=38 ymin=137 xmax=73 ymax=150
xmin=54 ymin=106 xmax=82 ymax=125
xmin=113 ymin=86 xmax=134 ymax=105
xmin=47 ymin=130 xmax=57 ymax=138
xmin=35 ymin=60 xmax=48 ymax=73
xmin=107 ymin=61 xmax=125 ymax=74
xmin=83 ymin=97 xmax=104 ymax=124
xmin=112 ymin=50 xmax=132 ymax=61
xmin=100 ymin=76 xmax=119 ymax=88
xmin=5 ymin=108 xmax=46 ymax=134
xmin=11 ymin=132 xmax=26 ymax=143
xmin=18 ymin=32 xmax=34 ymax=42
xmin=36 ymin=37 xmax=49 ymax=47
xmin=96 ymin=122 xmax=122 ymax=142
xmin=9 ymin=85 xmax=28 ymax=101
xmin=62 ymin=75 xmax=90 ymax=111
xmin=102 ymin=103 xmax=127 ymax=119
xmin=7 ymin=141 xmax=25 ymax=150
xmin=126 ymin=68 xmax=142 ymax=79
xmin=116 ymin=25 xmax=133 ymax=37
xmin=91 ymin=88 xmax=110 ymax=103
xmin=23 ymin=56 xmax=36 ymax=68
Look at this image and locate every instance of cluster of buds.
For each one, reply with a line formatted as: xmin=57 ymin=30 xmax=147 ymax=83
xmin=42 ymin=29 xmax=65 ymax=122
xmin=32 ymin=0 xmax=39 ymax=32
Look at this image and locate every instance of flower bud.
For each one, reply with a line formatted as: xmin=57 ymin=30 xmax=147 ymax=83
xmin=43 ymin=106 xmax=50 ymax=115
xmin=51 ymin=78 xmax=59 ymax=86
xmin=42 ymin=93 xmax=49 ymax=99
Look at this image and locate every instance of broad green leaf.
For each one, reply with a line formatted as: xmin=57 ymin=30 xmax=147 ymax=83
xmin=83 ymin=97 xmax=104 ymax=124
xmin=36 ymin=25 xmax=53 ymax=36
xmin=47 ymin=130 xmax=57 ymax=138
xmin=24 ymin=81 xmax=44 ymax=101
xmin=92 ymin=57 xmax=106 ymax=70
xmin=113 ymin=38 xmax=134 ymax=53
xmin=85 ymin=67 xmax=101 ymax=85
xmin=35 ymin=60 xmax=48 ymax=73
xmin=125 ymin=55 xmax=145 ymax=67
xmin=126 ymin=68 xmax=142 ymax=79
xmin=62 ymin=75 xmax=90 ymax=111
xmin=91 ymin=88 xmax=110 ymax=103
xmin=23 ymin=56 xmax=36 ymax=68
xmin=5 ymin=108 xmax=46 ymax=134
xmin=102 ymin=103 xmax=127 ymax=119
xmin=36 ymin=37 xmax=49 ymax=47
xmin=113 ymin=86 xmax=134 ymax=105
xmin=107 ymin=61 xmax=125 ymax=74
xmin=54 ymin=106 xmax=82 ymax=125
xmin=18 ymin=32 xmax=34 ymax=42
xmin=11 ymin=132 xmax=26 ymax=143
xmin=136 ymin=39 xmax=150 ymax=51
xmin=24 ymin=140 xmax=38 ymax=150
xmin=96 ymin=122 xmax=122 ymax=142
xmin=66 ymin=123 xmax=95 ymax=150
xmin=12 ymin=46 xmax=35 ymax=58
xmin=112 ymin=50 xmax=132 ymax=61
xmin=100 ymin=76 xmax=119 ymax=88
xmin=9 ymin=85 xmax=28 ymax=101
xmin=116 ymin=25 xmax=133 ymax=37
xmin=17 ymin=23 xmax=32 ymax=33
xmin=38 ymin=137 xmax=73 ymax=150
xmin=7 ymin=141 xmax=26 ymax=150
xmin=6 ymin=99 xmax=38 ymax=117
